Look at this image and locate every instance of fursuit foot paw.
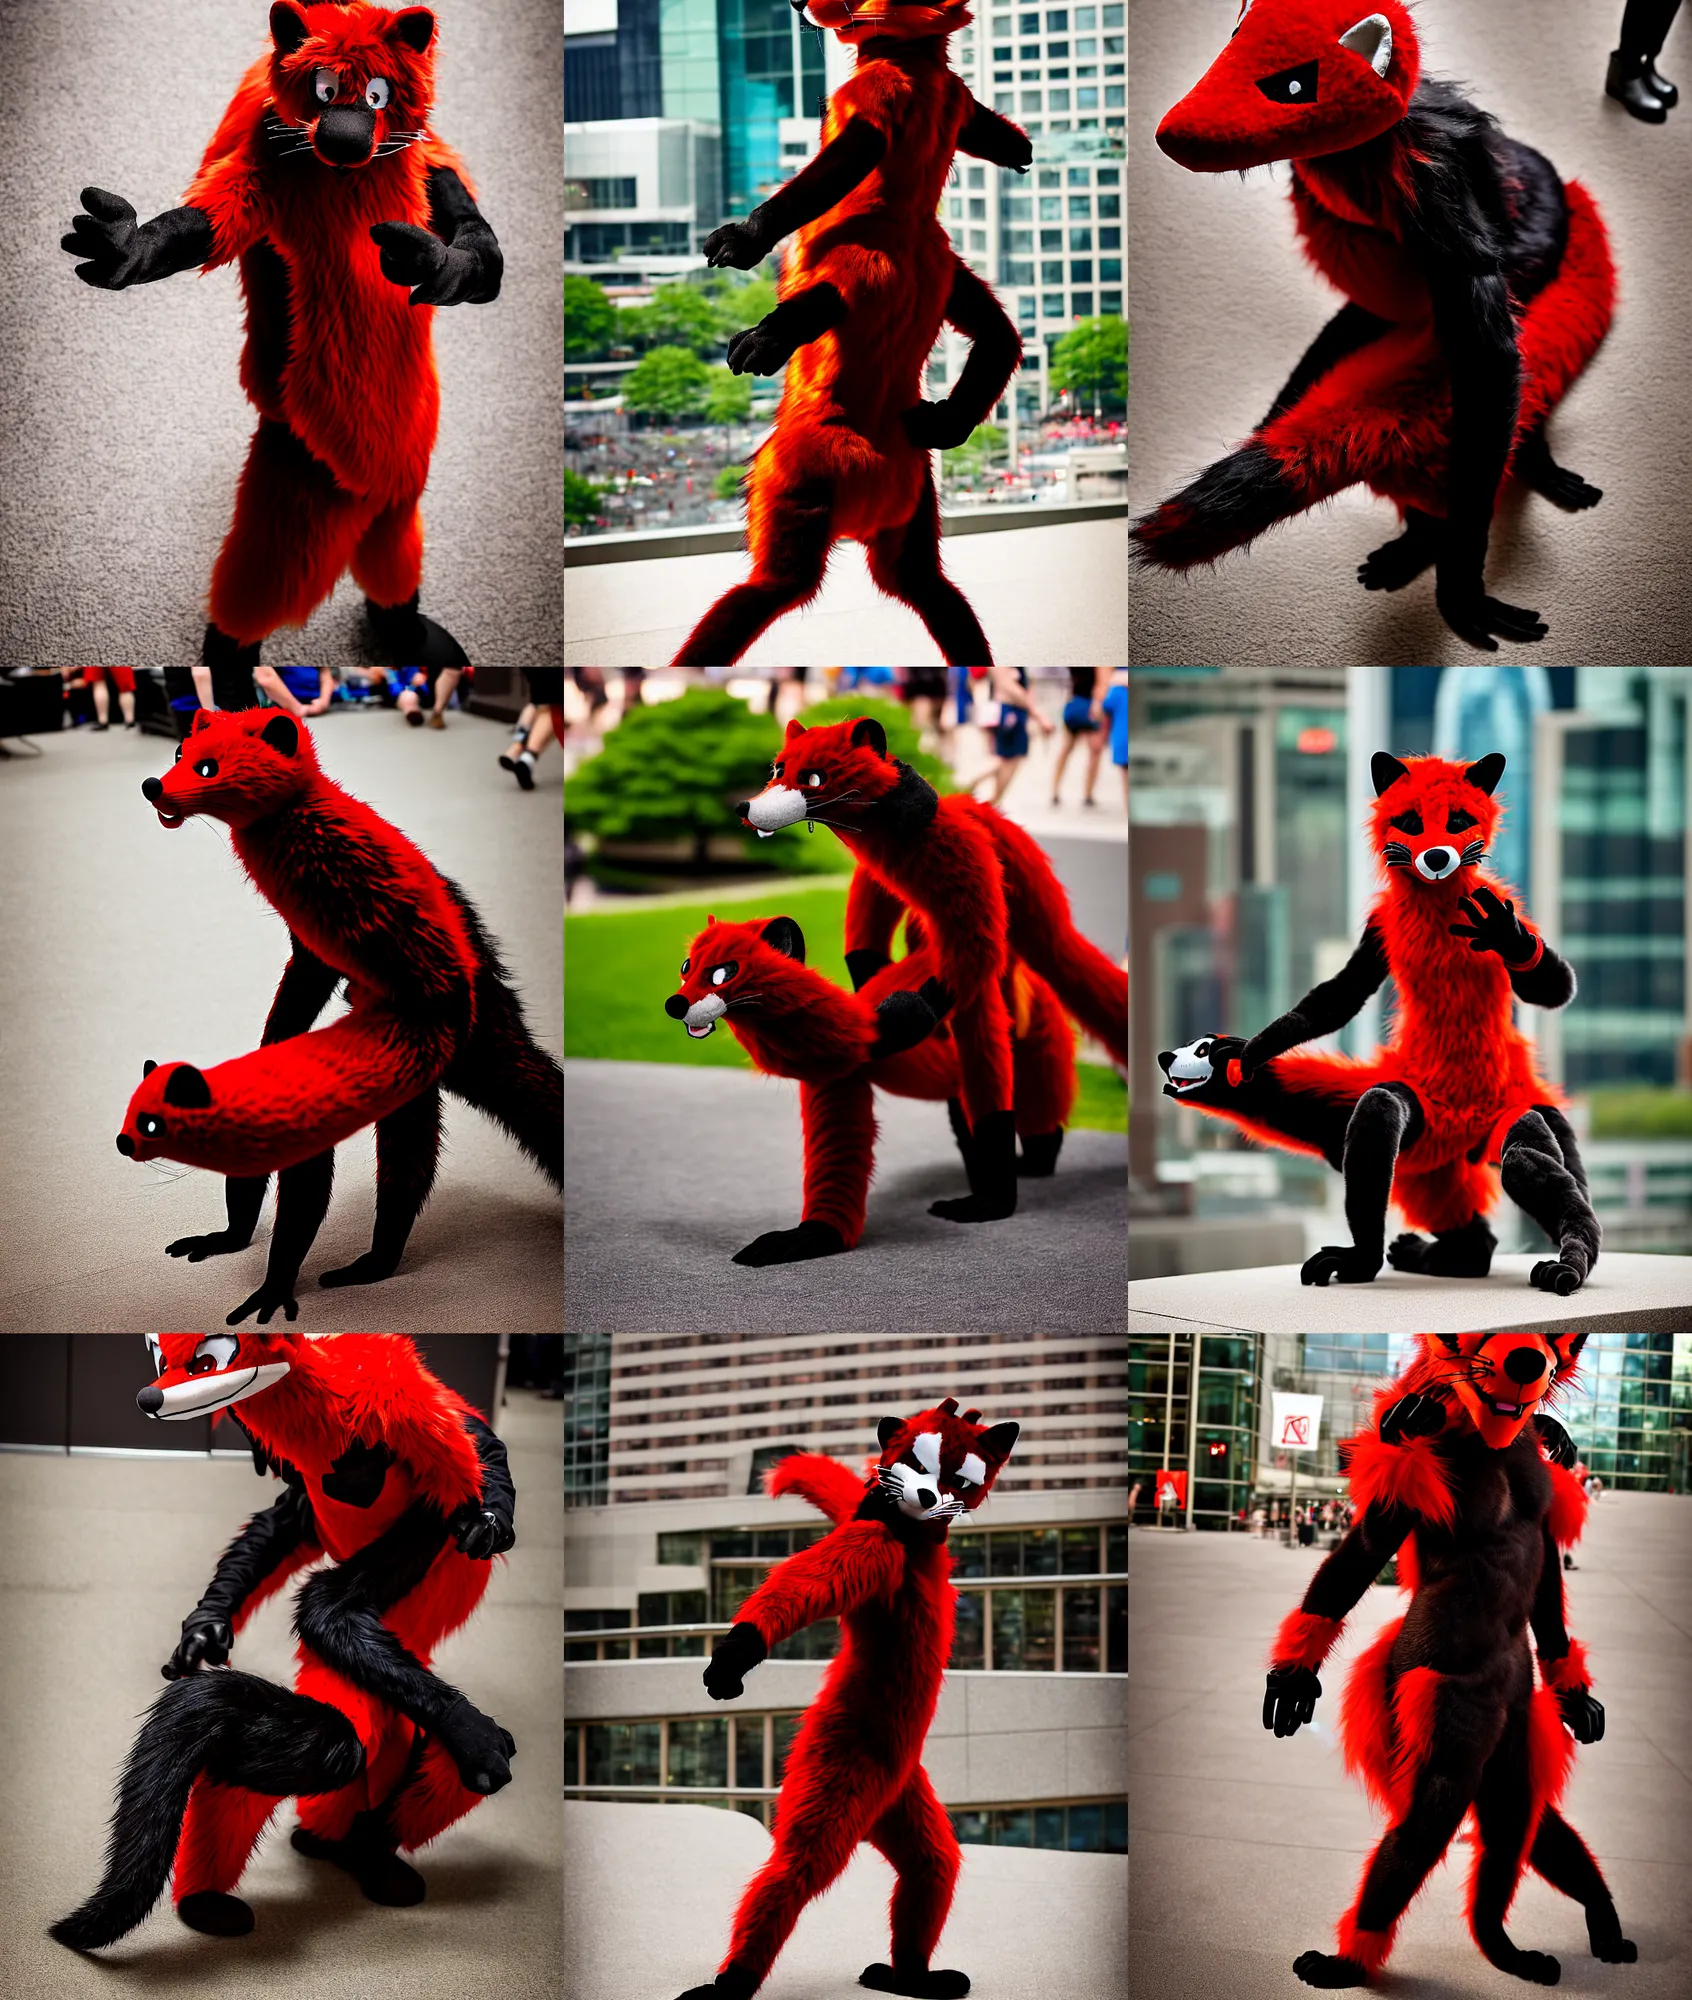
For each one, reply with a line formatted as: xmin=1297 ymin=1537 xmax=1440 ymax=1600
xmin=1385 ymin=1231 xmax=1430 ymax=1272
xmin=227 ymin=1282 xmax=299 ymax=1325
xmin=166 ymin=1229 xmax=254 ymax=1262
xmin=1386 ymin=1217 xmax=1495 ymax=1277
xmin=1016 ymin=1129 xmax=1064 ymax=1177
xmin=1534 ymin=463 xmax=1603 ymax=512
xmin=732 ymin=1220 xmax=846 ymax=1267
xmin=1486 ymin=1946 xmax=1561 ymax=1985
xmin=1585 ymin=1901 xmax=1637 ymax=1963
xmin=675 ymin=1968 xmax=758 ymax=2000
xmin=861 ymin=1965 xmax=970 ymax=1998
xmin=1300 ymin=1246 xmax=1381 ymax=1287
xmin=1292 ymin=1952 xmax=1370 ymax=1989
xmin=318 ymin=1252 xmax=402 ymax=1289
xmin=1358 ymin=530 xmax=1435 ymax=592
xmin=290 ymin=1826 xmax=426 ymax=1906
xmin=1530 ymin=1258 xmax=1585 ymax=1296
xmin=929 ymin=1193 xmax=1017 ymax=1222
xmin=433 ymin=1695 xmax=515 ymax=1794
xmin=176 ymin=1891 xmax=255 ymax=1937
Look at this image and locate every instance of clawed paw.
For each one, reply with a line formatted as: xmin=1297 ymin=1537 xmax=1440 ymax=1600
xmin=227 ymin=1285 xmax=299 ymax=1326
xmin=1300 ymin=1246 xmax=1381 ymax=1287
xmin=1292 ymin=1951 xmax=1370 ymax=1989
xmin=1501 ymin=1949 xmax=1561 ymax=1985
xmin=1540 ymin=468 xmax=1603 ymax=512
xmin=1385 ymin=1231 xmax=1429 ymax=1272
xmin=1357 ymin=535 xmax=1433 ymax=593
xmin=319 ymin=1253 xmax=400 ymax=1289
xmin=1530 ymin=1259 xmax=1583 ymax=1296
xmin=166 ymin=1230 xmax=250 ymax=1262
xmin=1593 ymin=1938 xmax=1638 ymax=1965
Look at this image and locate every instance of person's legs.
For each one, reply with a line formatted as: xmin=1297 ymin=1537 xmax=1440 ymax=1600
xmin=991 ymin=752 xmax=1025 ymax=805
xmin=91 ymin=672 xmax=110 ymax=728
xmin=1051 ymin=730 xmax=1076 ymax=802
xmin=1609 ymin=0 xmax=1681 ymax=118
xmin=425 ymin=667 xmax=461 ymax=729
xmin=1084 ymin=729 xmax=1105 ymax=802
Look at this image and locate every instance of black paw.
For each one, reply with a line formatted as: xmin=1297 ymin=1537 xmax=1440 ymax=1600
xmin=929 ymin=1193 xmax=1017 ymax=1223
xmin=725 ymin=321 xmax=795 ymax=375
xmin=1017 ymin=1129 xmax=1064 ymax=1177
xmin=1379 ymin=1392 xmax=1446 ymax=1445
xmin=861 ymin=1965 xmax=971 ymax=1998
xmin=434 ymin=1696 xmax=515 ymax=1794
xmin=1292 ymin=1951 xmax=1369 ymax=1988
xmin=1495 ymin=1948 xmax=1560 ymax=1985
xmin=902 ymin=399 xmax=974 ymax=452
xmin=1300 ymin=1246 xmax=1381 ymax=1286
xmin=1537 ymin=465 xmax=1603 ymax=512
xmin=227 ymin=1284 xmax=299 ymax=1325
xmin=703 ymin=1622 xmax=767 ymax=1701
xmin=319 ymin=1252 xmax=402 ymax=1288
xmin=1358 ymin=531 xmax=1435 ymax=592
xmin=1533 ymin=1413 xmax=1579 ymax=1470
xmin=369 ymin=221 xmax=482 ymax=305
xmin=1556 ymin=1688 xmax=1605 ymax=1743
xmin=176 ymin=1891 xmax=254 ymax=1937
xmin=1530 ymin=1259 xmax=1583 ymax=1296
xmin=702 ymin=219 xmax=768 ymax=270
xmin=1263 ymin=1665 xmax=1321 ymax=1737
xmin=62 ymin=186 xmax=144 ymax=289
xmin=1436 ymin=579 xmax=1548 ymax=651
xmin=732 ymin=1220 xmax=846 ymax=1267
xmin=1385 ymin=1231 xmax=1429 ymax=1272
xmin=166 ymin=1229 xmax=254 ymax=1262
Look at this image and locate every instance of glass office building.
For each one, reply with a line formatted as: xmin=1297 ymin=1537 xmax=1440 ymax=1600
xmin=1127 ymin=1332 xmax=1260 ymax=1526
xmin=713 ymin=0 xmax=825 ymax=216
xmin=564 ymin=1332 xmax=612 ymax=1507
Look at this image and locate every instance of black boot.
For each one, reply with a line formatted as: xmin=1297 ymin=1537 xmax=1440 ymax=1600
xmin=201 ymin=623 xmax=262 ymax=669
xmin=1607 ymin=49 xmax=1669 ymax=120
xmin=1646 ymin=59 xmax=1679 ymax=105
xmin=930 ymin=1108 xmax=1018 ymax=1222
xmin=365 ymin=593 xmax=471 ymax=669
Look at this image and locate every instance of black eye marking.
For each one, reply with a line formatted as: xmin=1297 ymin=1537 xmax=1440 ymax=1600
xmin=680 ymin=956 xmax=691 ymax=977
xmin=194 ymin=758 xmax=219 ymax=779
xmin=1447 ymin=807 xmax=1479 ymax=833
xmin=139 ymin=1114 xmax=164 ymax=1138
xmin=709 ymin=961 xmax=738 ymax=988
xmin=1256 ymin=59 xmax=1318 ymax=103
xmin=1387 ymin=809 xmax=1423 ymax=835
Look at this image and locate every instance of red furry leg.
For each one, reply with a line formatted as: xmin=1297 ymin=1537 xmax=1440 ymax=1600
xmin=172 ymin=1777 xmax=281 ymax=1899
xmin=350 ymin=496 xmax=426 ymax=610
xmin=950 ymin=983 xmax=1015 ymax=1129
xmin=724 ymin=1776 xmax=881 ymax=1984
xmin=387 ymin=1737 xmax=488 ymax=1851
xmin=865 ymin=1769 xmax=962 ymax=1976
xmin=799 ymin=1073 xmax=876 ymax=1246
xmin=292 ymin=1650 xmax=383 ymax=1838
xmin=990 ymin=812 xmax=1128 ymax=1064
xmin=865 ymin=471 xmax=993 ymax=665
xmin=671 ymin=475 xmax=833 ymax=666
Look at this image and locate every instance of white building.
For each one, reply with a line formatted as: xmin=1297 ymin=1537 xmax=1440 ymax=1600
xmin=565 ymin=116 xmax=723 ymax=263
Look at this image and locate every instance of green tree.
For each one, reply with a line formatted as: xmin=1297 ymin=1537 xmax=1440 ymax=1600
xmin=565 ymin=275 xmax=615 ymax=361
xmin=625 ymin=282 xmax=723 ymax=353
xmin=564 ymin=469 xmax=608 ymax=529
xmin=705 ymin=274 xmax=780 ymax=340
xmin=941 ymin=422 xmax=1006 ymax=482
xmin=1048 ymin=316 xmax=1128 ymax=415
xmin=621 ymin=346 xmax=711 ymax=423
xmin=704 ymin=367 xmax=753 ymax=425
xmin=712 ymin=464 xmax=746 ymax=501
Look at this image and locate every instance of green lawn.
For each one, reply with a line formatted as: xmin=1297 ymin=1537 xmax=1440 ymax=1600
xmin=564 ymin=889 xmax=1127 ymax=1133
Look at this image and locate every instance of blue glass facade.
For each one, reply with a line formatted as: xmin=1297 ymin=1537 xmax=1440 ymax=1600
xmin=716 ymin=0 xmax=825 ymax=215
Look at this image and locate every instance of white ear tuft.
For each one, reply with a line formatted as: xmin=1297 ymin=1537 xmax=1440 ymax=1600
xmin=1339 ymin=12 xmax=1393 ymax=77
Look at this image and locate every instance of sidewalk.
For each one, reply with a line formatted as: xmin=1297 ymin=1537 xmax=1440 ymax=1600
xmin=1130 ymin=1493 xmax=1692 ymax=1999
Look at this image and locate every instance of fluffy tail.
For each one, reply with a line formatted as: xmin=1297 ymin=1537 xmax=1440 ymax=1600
xmin=1513 ymin=179 xmax=1616 ymax=437
xmin=985 ymin=808 xmax=1126 ymax=1065
xmin=50 ymin=1670 xmax=363 ymax=1951
xmin=1131 ymin=438 xmax=1315 ymax=570
xmin=767 ymin=1451 xmax=866 ymax=1526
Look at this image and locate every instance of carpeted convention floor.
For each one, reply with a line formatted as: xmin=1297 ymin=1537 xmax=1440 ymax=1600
xmin=0 ymin=711 xmax=562 ymax=1332
xmin=0 ymin=1384 xmax=562 ymax=1998
xmin=1130 ymin=0 xmax=1692 ymax=666
xmin=0 ymin=0 xmax=561 ymax=667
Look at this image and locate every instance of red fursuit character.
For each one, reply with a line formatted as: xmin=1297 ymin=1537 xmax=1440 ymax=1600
xmin=664 ymin=910 xmax=1076 ymax=1264
xmin=62 ymin=3 xmax=501 ymax=670
xmin=50 ymin=1334 xmax=516 ymax=1951
xmin=678 ymin=1397 xmax=1020 ymax=2000
xmin=737 ymin=714 xmax=1127 ymax=1223
xmin=1265 ymin=1330 xmax=1634 ymax=1988
xmin=1132 ymin=0 xmax=1615 ymax=651
xmin=1158 ymin=750 xmax=1599 ymax=1293
xmin=671 ymin=1 xmax=1031 ymax=665
xmin=130 ymin=707 xmax=561 ymax=1325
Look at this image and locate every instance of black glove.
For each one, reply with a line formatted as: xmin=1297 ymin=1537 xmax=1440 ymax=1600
xmin=1448 ymin=884 xmax=1537 ymax=965
xmin=162 ymin=1611 xmax=234 ymax=1680
xmin=1263 ymin=1664 xmax=1321 ymax=1737
xmin=704 ymin=1621 xmax=768 ymax=1701
xmin=1533 ymin=1413 xmax=1578 ymax=1471
xmin=369 ymin=221 xmax=485 ymax=305
xmin=902 ymin=399 xmax=977 ymax=452
xmin=1380 ymin=1392 xmax=1447 ymax=1446
xmin=452 ymin=1501 xmax=516 ymax=1560
xmin=320 ymin=1436 xmax=395 ymax=1508
xmin=1556 ymin=1685 xmax=1604 ymax=1743
xmin=702 ymin=218 xmax=769 ymax=270
xmin=868 ymin=977 xmax=953 ymax=1060
xmin=62 ymin=190 xmax=212 ymax=290
xmin=432 ymin=1693 xmax=517 ymax=1793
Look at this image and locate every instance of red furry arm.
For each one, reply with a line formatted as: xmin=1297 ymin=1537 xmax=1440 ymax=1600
xmin=845 ymin=868 xmax=908 ymax=987
xmin=1545 ymin=1460 xmax=1590 ymax=1550
xmin=800 ymin=1073 xmax=876 ymax=1247
xmin=734 ymin=1519 xmax=904 ymax=1649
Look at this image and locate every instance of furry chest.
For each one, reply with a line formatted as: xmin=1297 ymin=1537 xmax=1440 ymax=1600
xmin=1292 ymin=180 xmax=1429 ymax=323
xmin=304 ymin=1459 xmax=421 ymax=1561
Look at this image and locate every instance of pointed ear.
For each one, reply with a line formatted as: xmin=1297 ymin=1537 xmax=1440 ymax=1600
xmin=190 ymin=709 xmax=212 ymax=734
xmin=1429 ymin=1334 xmax=1464 ymax=1355
xmin=784 ymin=717 xmax=804 ymax=742
xmin=270 ymin=1 xmax=311 ymax=54
xmin=1464 ymin=752 xmax=1506 ymax=796
xmin=876 ymin=1416 xmax=903 ymax=1449
xmin=706 ymin=912 xmax=715 ymax=927
xmin=259 ymin=713 xmax=298 ymax=758
xmin=978 ymin=1420 xmax=1019 ymax=1463
xmin=142 ymin=1059 xmax=158 ymax=1077
xmin=759 ymin=916 xmax=806 ymax=962
xmin=850 ymin=717 xmax=888 ymax=756
xmin=1552 ymin=1329 xmax=1589 ymax=1367
xmin=161 ymin=1064 xmax=213 ymax=1110
xmin=1371 ymin=752 xmax=1409 ymax=796
xmin=961 ymin=1408 xmax=982 ymax=1424
xmin=937 ymin=1397 xmax=959 ymax=1416
xmin=390 ymin=7 xmax=436 ymax=53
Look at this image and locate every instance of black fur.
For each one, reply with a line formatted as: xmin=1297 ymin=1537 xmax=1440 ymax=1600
xmin=904 ymin=261 xmax=1022 ymax=450
xmin=727 ymin=283 xmax=848 ymax=376
xmin=420 ymin=164 xmax=503 ymax=305
xmin=732 ymin=1218 xmax=847 ymax=1268
xmin=228 ymin=1146 xmax=334 ymax=1326
xmin=868 ymin=977 xmax=951 ymax=1060
xmin=49 ymin=1671 xmax=364 ymax=1951
xmin=864 ymin=759 xmax=941 ymax=841
xmin=929 ymin=1107 xmax=1017 ymax=1224
xmin=1387 ymin=1213 xmax=1497 ymax=1277
xmin=860 ymin=1966 xmax=972 ymax=1998
xmin=1301 ymin=1083 xmax=1422 ymax=1286
xmin=1261 ymin=301 xmax=1391 ymax=426
xmin=61 ymin=191 xmax=213 ymax=290
xmin=1129 ymin=440 xmax=1305 ymax=568
xmin=169 ymin=1482 xmax=319 ymax=1651
xmin=1241 ymin=922 xmax=1389 ymax=1073
xmin=1500 ymin=1105 xmax=1602 ymax=1293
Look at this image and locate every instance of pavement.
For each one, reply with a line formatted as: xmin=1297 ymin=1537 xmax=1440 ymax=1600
xmin=1130 ymin=0 xmax=1692 ymax=666
xmin=0 ymin=713 xmax=562 ymax=1333
xmin=0 ymin=1390 xmax=562 ymax=1998
xmin=562 ymin=518 xmax=1129 ymax=665
xmin=0 ymin=0 xmax=562 ymax=665
xmin=1130 ymin=1491 xmax=1692 ymax=1999
xmin=564 ymin=1060 xmax=1125 ymax=1334
xmin=1128 ymin=1254 xmax=1692 ymax=1336
xmin=565 ymin=1800 xmax=1128 ymax=2000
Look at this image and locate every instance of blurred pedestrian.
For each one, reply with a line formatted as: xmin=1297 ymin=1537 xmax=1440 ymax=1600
xmin=773 ymin=667 xmax=810 ymax=727
xmin=1297 ymin=1507 xmax=1315 ymax=1549
xmin=1100 ymin=666 xmax=1128 ymax=809
xmin=570 ymin=668 xmax=610 ymax=739
xmin=1051 ymin=667 xmax=1104 ymax=806
xmin=1606 ymin=0 xmax=1682 ymax=121
xmin=84 ymin=666 xmax=138 ymax=731
xmin=968 ymin=666 xmax=1054 ymax=805
xmin=259 ymin=665 xmax=335 ymax=719
xmin=501 ymin=669 xmax=566 ymax=791
xmin=900 ymin=667 xmax=948 ymax=751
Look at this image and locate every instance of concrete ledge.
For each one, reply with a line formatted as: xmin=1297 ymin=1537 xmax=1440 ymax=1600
xmin=564 ymin=499 xmax=1128 ymax=564
xmin=1129 ymin=1214 xmax=1307 ymax=1281
xmin=1128 ymin=1252 xmax=1692 ymax=1334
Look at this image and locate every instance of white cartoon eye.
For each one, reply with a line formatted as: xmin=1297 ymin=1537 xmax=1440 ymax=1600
xmin=710 ymin=962 xmax=737 ymax=987
xmin=959 ymin=1452 xmax=988 ymax=1487
xmin=801 ymin=770 xmax=823 ymax=788
xmin=365 ymin=76 xmax=391 ymax=109
xmin=194 ymin=1335 xmax=240 ymax=1372
xmin=313 ymin=68 xmax=340 ymax=105
xmin=910 ymin=1431 xmax=942 ymax=1477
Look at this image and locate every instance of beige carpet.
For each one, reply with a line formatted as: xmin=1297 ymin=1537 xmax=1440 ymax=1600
xmin=0 ymin=1382 xmax=561 ymax=1997
xmin=1130 ymin=0 xmax=1692 ymax=665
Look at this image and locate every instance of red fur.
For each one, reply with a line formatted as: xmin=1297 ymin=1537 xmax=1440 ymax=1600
xmin=1545 ymin=1461 xmax=1590 ymax=1550
xmin=714 ymin=1404 xmax=1015 ymax=1986
xmin=1540 ymin=1640 xmax=1591 ymax=1693
xmin=178 ymin=3 xmax=477 ymax=640
xmin=1270 ymin=1608 xmax=1343 ymax=1672
xmin=767 ymin=1451 xmax=868 ymax=1527
xmin=1339 ymin=1615 xmax=1404 ymax=1820
xmin=1344 ymin=1428 xmax=1458 ymax=1534
xmin=1335 ymin=1906 xmax=1397 ymax=1975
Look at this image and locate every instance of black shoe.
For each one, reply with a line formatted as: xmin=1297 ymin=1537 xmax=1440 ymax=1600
xmin=365 ymin=593 xmax=470 ymax=670
xmin=202 ymin=623 xmax=262 ymax=669
xmin=1607 ymin=49 xmax=1669 ymax=121
xmin=177 ymin=1890 xmax=254 ymax=1936
xmin=1647 ymin=61 xmax=1679 ymax=107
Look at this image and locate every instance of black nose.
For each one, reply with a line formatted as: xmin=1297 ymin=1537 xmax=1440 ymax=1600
xmin=1423 ymin=847 xmax=1451 ymax=871
xmin=732 ymin=801 xmax=750 ymax=818
xmin=1503 ymin=1346 xmax=1547 ymax=1385
xmin=135 ymin=1385 xmax=163 ymax=1415
xmin=315 ymin=104 xmax=375 ymax=164
xmin=141 ymin=776 xmax=163 ymax=802
xmin=116 ymin=1134 xmax=135 ymax=1156
xmin=1157 ymin=1050 xmax=1174 ymax=1074
xmin=664 ymin=994 xmax=689 ymax=1019
xmin=917 ymin=1487 xmax=937 ymax=1510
